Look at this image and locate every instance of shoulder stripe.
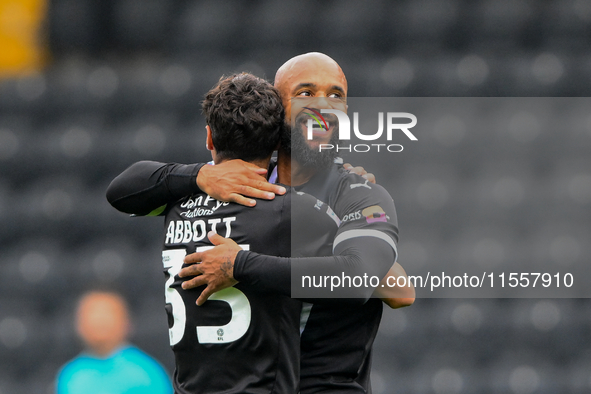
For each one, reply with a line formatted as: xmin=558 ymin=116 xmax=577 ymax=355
xmin=326 ymin=206 xmax=341 ymax=227
xmin=333 ymin=229 xmax=398 ymax=256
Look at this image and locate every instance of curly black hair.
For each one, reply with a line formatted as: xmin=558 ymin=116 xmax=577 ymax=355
xmin=202 ymin=73 xmax=284 ymax=162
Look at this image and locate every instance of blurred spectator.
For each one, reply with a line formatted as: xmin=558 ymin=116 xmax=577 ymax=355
xmin=55 ymin=291 xmax=172 ymax=394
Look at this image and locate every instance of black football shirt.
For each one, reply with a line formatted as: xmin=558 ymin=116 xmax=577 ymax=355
xmin=235 ymin=164 xmax=399 ymax=393
xmin=162 ymin=187 xmax=338 ymax=394
xmin=296 ymin=165 xmax=399 ymax=394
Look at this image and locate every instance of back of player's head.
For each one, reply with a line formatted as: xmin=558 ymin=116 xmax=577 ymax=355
xmin=202 ymin=73 xmax=284 ymax=162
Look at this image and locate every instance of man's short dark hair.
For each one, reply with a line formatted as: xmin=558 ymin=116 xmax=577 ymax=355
xmin=202 ymin=73 xmax=284 ymax=162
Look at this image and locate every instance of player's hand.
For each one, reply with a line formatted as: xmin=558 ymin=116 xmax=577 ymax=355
xmin=197 ymin=159 xmax=286 ymax=207
xmin=343 ymin=163 xmax=376 ymax=184
xmin=179 ymin=232 xmax=241 ymax=306
xmin=373 ymin=262 xmax=415 ymax=309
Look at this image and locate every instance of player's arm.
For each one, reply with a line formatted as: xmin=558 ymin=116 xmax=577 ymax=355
xmin=196 ymin=160 xmax=286 ymax=206
xmin=181 ymin=234 xmax=394 ymax=305
xmin=106 ymin=160 xmax=286 ymax=214
xmin=233 ymin=252 xmax=415 ymax=308
xmin=106 ymin=161 xmax=203 ymax=215
xmin=240 ymin=224 xmax=397 ymax=303
xmin=374 ymin=262 xmax=415 ymax=309
xmin=181 ymin=185 xmax=400 ymax=305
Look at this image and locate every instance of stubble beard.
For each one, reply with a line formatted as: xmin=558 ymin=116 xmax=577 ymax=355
xmin=281 ymin=113 xmax=339 ymax=170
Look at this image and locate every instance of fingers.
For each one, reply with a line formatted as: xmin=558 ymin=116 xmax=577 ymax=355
xmin=273 ymin=185 xmax=286 ymax=195
xmin=237 ymin=185 xmax=276 ymax=201
xmin=250 ymin=180 xmax=286 ymax=196
xmin=184 ymin=252 xmax=204 ymax=265
xmin=348 ymin=165 xmax=367 ymax=176
xmin=238 ymin=182 xmax=286 ymax=199
xmin=227 ymin=184 xmax=287 ymax=207
xmin=228 ymin=193 xmax=257 ymax=207
xmin=207 ymin=231 xmax=226 ymax=245
xmin=363 ymin=173 xmax=376 ymax=184
xmin=344 ymin=164 xmax=367 ymax=177
xmin=344 ymin=164 xmax=377 ymax=184
xmin=179 ymin=263 xmax=202 ymax=278
xmin=199 ymin=159 xmax=286 ymax=207
xmin=253 ymin=167 xmax=268 ymax=175
xmin=196 ymin=286 xmax=215 ymax=306
xmin=181 ymin=275 xmax=208 ymax=290
xmin=242 ymin=161 xmax=269 ymax=175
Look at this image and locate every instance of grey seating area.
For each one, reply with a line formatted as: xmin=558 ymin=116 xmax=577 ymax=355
xmin=1 ymin=1 xmax=591 ymax=393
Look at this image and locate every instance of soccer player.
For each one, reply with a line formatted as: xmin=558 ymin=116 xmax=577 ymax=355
xmin=111 ymin=73 xmax=341 ymax=393
xmin=180 ymin=53 xmax=413 ymax=393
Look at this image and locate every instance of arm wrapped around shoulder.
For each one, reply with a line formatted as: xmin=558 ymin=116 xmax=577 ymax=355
xmin=106 ymin=161 xmax=203 ymax=215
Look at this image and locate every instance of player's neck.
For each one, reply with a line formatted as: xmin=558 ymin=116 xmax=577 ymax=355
xmin=277 ymin=148 xmax=314 ymax=186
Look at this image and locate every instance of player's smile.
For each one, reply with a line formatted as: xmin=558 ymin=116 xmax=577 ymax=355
xmin=294 ymin=110 xmax=338 ymax=146
xmin=306 ymin=112 xmax=336 ymax=137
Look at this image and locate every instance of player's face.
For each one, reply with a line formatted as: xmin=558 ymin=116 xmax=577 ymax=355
xmin=282 ymin=64 xmax=348 ymax=150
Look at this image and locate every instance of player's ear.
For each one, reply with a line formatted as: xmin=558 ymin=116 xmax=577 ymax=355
xmin=206 ymin=125 xmax=214 ymax=151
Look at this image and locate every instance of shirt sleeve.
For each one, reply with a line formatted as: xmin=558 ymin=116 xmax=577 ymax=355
xmin=234 ymin=179 xmax=399 ymax=304
xmin=235 ymin=236 xmax=395 ymax=304
xmin=234 ymin=250 xmax=290 ymax=294
xmin=106 ymin=161 xmax=204 ymax=216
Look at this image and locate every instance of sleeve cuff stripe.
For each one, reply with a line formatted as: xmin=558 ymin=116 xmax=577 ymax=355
xmin=147 ymin=204 xmax=167 ymax=216
xmin=333 ymin=229 xmax=398 ymax=256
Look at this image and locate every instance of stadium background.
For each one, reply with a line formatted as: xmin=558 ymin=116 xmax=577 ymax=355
xmin=1 ymin=0 xmax=591 ymax=393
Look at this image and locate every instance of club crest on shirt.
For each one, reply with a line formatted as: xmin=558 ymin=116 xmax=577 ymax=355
xmin=314 ymin=199 xmax=324 ymax=210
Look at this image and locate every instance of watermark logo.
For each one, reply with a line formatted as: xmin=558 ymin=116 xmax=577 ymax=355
xmin=305 ymin=109 xmax=417 ymax=153
xmin=303 ymin=107 xmax=328 ymax=136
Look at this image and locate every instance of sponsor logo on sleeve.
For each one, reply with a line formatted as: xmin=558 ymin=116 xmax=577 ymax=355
xmin=342 ymin=210 xmax=362 ymax=222
xmin=362 ymin=205 xmax=388 ymax=224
